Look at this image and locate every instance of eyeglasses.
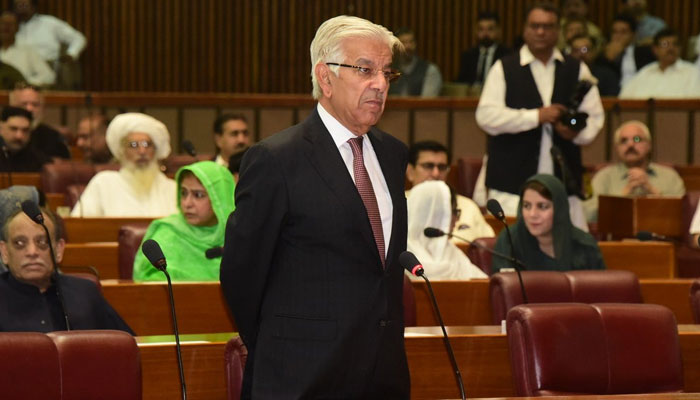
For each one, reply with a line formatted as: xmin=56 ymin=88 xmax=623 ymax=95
xmin=125 ymin=140 xmax=154 ymax=149
xmin=417 ymin=162 xmax=450 ymax=172
xmin=527 ymin=23 xmax=557 ymax=31
xmin=618 ymin=135 xmax=645 ymax=145
xmin=325 ymin=63 xmax=401 ymax=83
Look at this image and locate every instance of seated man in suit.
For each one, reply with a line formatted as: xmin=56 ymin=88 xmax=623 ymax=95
xmin=75 ymin=113 xmax=113 ymax=164
xmin=0 ymin=207 xmax=133 ymax=333
xmin=212 ymin=113 xmax=251 ymax=168
xmin=457 ymin=11 xmax=510 ymax=92
xmin=598 ymin=14 xmax=655 ymax=88
xmin=405 ymin=140 xmax=494 ymax=242
xmin=584 ymin=120 xmax=685 ymax=222
xmin=0 ymin=105 xmax=49 ymax=171
xmin=389 ymin=27 xmax=442 ymax=97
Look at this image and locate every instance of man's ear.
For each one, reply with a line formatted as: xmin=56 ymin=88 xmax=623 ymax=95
xmin=316 ymin=63 xmax=333 ymax=97
xmin=406 ymin=164 xmax=416 ymax=185
xmin=54 ymin=238 xmax=65 ymax=264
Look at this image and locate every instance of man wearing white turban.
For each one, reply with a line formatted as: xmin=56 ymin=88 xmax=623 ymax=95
xmin=71 ymin=113 xmax=177 ymax=217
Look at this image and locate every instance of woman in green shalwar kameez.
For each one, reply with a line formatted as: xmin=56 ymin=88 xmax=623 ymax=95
xmin=492 ymin=174 xmax=605 ymax=273
xmin=132 ymin=161 xmax=235 ymax=281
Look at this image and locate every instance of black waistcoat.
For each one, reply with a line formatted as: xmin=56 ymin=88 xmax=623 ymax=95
xmin=389 ymin=57 xmax=429 ymax=96
xmin=486 ymin=52 xmax=583 ymax=195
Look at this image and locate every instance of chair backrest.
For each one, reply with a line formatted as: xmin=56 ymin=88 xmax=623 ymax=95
xmin=0 ymin=332 xmax=61 ymax=400
xmin=64 ymin=270 xmax=102 ymax=291
xmin=681 ymin=191 xmax=700 ymax=246
xmin=402 ymin=274 xmax=416 ymax=327
xmin=691 ymin=280 xmax=700 ymax=323
xmin=41 ymin=161 xmax=97 ymax=194
xmin=465 ymin=236 xmax=497 ymax=275
xmin=224 ymin=336 xmax=248 ymax=400
xmin=453 ymin=157 xmax=483 ymax=199
xmin=489 ymin=270 xmax=642 ymax=324
xmin=507 ymin=303 xmax=683 ymax=396
xmin=48 ymin=330 xmax=142 ymax=400
xmin=118 ymin=222 xmax=150 ymax=279
xmin=65 ymin=183 xmax=87 ymax=209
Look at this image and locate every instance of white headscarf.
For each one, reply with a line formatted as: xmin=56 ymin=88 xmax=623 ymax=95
xmin=106 ymin=113 xmax=171 ymax=161
xmin=407 ymin=181 xmax=487 ymax=280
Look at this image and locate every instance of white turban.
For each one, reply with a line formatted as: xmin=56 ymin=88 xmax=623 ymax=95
xmin=106 ymin=113 xmax=171 ymax=161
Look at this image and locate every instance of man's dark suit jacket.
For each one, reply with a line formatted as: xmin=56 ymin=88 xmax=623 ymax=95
xmin=457 ymin=44 xmax=510 ymax=84
xmin=220 ymin=108 xmax=410 ymax=399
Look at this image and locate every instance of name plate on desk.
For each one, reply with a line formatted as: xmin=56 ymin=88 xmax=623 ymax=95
xmin=598 ymin=195 xmax=682 ymax=239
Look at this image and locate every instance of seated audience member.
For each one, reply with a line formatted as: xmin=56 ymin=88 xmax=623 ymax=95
xmin=620 ymin=29 xmax=700 ymax=98
xmin=389 ymin=27 xmax=442 ymax=97
xmin=132 ymin=161 xmax=234 ymax=281
xmin=0 ymin=11 xmax=53 ymax=87
xmin=213 ymin=113 xmax=251 ymax=168
xmin=0 ymin=105 xmax=48 ymax=171
xmin=9 ymin=82 xmax=70 ymax=159
xmin=561 ymin=16 xmax=588 ymax=53
xmin=622 ymin=0 xmax=667 ymax=45
xmin=493 ymin=174 xmax=606 ymax=273
xmin=557 ymin=0 xmax=605 ymax=52
xmin=0 ymin=184 xmax=38 ymax=273
xmin=598 ymin=14 xmax=655 ymax=88
xmin=406 ymin=141 xmax=494 ymax=242
xmin=0 ymin=207 xmax=133 ymax=333
xmin=71 ymin=113 xmax=177 ymax=217
xmin=407 ymin=181 xmax=487 ymax=280
xmin=227 ymin=146 xmax=248 ymax=182
xmin=456 ymin=12 xmax=510 ymax=90
xmin=75 ymin=113 xmax=113 ymax=163
xmin=584 ymin=120 xmax=684 ymax=221
xmin=569 ymin=34 xmax=620 ymax=96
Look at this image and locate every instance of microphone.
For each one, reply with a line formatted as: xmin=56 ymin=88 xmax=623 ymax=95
xmin=636 ymin=231 xmax=671 ymax=242
xmin=21 ymin=200 xmax=70 ymax=330
xmin=182 ymin=140 xmax=197 ymax=158
xmin=0 ymin=136 xmax=13 ymax=187
xmin=141 ymin=239 xmax=187 ymax=400
xmin=400 ymin=251 xmax=467 ymax=400
xmin=486 ymin=199 xmax=528 ymax=304
xmin=422 ymin=227 xmax=527 ymax=270
xmin=204 ymin=246 xmax=223 ymax=259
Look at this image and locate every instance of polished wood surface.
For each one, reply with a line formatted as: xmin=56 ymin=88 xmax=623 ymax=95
xmin=62 ymin=217 xmax=154 ymax=242
xmin=135 ymin=326 xmax=700 ymax=400
xmin=598 ymin=241 xmax=676 ymax=279
xmin=0 ymin=173 xmax=41 ymax=189
xmin=62 ymin=242 xmax=119 ymax=279
xmin=598 ymin=196 xmax=683 ymax=239
xmin=101 ymin=280 xmax=236 ymax=336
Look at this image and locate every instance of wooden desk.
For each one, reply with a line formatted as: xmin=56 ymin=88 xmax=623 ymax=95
xmin=0 ymin=173 xmax=41 ymax=189
xmin=101 ymin=281 xmax=236 ymax=336
xmin=598 ymin=196 xmax=683 ymax=239
xmin=62 ymin=242 xmax=120 ymax=279
xmin=599 ymin=241 xmax=675 ymax=278
xmin=135 ymin=325 xmax=700 ymax=400
xmin=484 ymin=215 xmax=516 ymax=236
xmin=62 ymin=217 xmax=154 ymax=242
xmin=676 ymin=165 xmax=700 ymax=191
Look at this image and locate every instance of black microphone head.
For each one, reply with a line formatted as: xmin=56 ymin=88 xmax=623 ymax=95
xmin=21 ymin=200 xmax=44 ymax=224
xmin=424 ymin=227 xmax=446 ymax=238
xmin=399 ymin=251 xmax=424 ymax=277
xmin=486 ymin=199 xmax=505 ymax=221
xmin=142 ymin=239 xmax=167 ymax=271
xmin=205 ymin=246 xmax=223 ymax=259
xmin=182 ymin=140 xmax=197 ymax=157
xmin=636 ymin=231 xmax=654 ymax=241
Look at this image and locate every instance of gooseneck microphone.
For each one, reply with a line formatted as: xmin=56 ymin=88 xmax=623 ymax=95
xmin=400 ymin=251 xmax=467 ymax=400
xmin=0 ymin=136 xmax=13 ymax=187
xmin=486 ymin=199 xmax=529 ymax=304
xmin=204 ymin=246 xmax=223 ymax=259
xmin=636 ymin=231 xmax=671 ymax=242
xmin=423 ymin=227 xmax=527 ymax=270
xmin=182 ymin=140 xmax=198 ymax=159
xmin=142 ymin=239 xmax=187 ymax=400
xmin=21 ymin=200 xmax=70 ymax=330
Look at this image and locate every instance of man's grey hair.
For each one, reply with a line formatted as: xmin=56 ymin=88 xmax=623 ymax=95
xmin=309 ymin=15 xmax=403 ymax=100
xmin=614 ymin=120 xmax=652 ymax=143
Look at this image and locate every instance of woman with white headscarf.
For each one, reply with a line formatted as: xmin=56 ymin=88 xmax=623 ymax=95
xmin=407 ymin=180 xmax=488 ymax=280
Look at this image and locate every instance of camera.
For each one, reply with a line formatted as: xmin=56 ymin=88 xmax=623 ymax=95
xmin=559 ymin=80 xmax=593 ymax=132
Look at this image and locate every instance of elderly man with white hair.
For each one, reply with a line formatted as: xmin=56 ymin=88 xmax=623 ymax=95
xmin=584 ymin=120 xmax=685 ymax=221
xmin=71 ymin=113 xmax=177 ymax=217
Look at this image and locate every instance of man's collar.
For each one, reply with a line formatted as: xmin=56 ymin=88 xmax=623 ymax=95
xmin=317 ymin=103 xmax=361 ymax=149
xmin=520 ymin=45 xmax=564 ymax=66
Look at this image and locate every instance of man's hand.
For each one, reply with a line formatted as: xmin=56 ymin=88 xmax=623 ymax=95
xmin=553 ymin=120 xmax=579 ymax=141
xmin=538 ymin=104 xmax=565 ymax=124
xmin=622 ymin=167 xmax=659 ymax=195
xmin=604 ymin=40 xmax=626 ymax=61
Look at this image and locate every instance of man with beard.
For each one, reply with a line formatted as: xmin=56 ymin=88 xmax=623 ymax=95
xmin=584 ymin=120 xmax=684 ymax=222
xmin=0 ymin=105 xmax=48 ymax=171
xmin=71 ymin=113 xmax=177 ymax=217
xmin=75 ymin=113 xmax=113 ymax=164
xmin=212 ymin=113 xmax=251 ymax=168
xmin=388 ymin=27 xmax=442 ymax=97
xmin=457 ymin=12 xmax=510 ymax=89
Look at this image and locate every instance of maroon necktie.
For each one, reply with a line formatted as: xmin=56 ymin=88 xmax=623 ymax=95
xmin=348 ymin=136 xmax=385 ymax=267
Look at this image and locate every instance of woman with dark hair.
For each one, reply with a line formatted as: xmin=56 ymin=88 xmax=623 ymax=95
xmin=493 ymin=174 xmax=605 ymax=273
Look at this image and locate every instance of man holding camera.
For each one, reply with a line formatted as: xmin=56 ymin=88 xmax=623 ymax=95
xmin=476 ymin=2 xmax=603 ymax=230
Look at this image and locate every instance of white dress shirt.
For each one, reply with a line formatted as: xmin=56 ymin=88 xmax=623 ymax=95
xmin=16 ymin=14 xmax=86 ymax=63
xmin=620 ymin=45 xmax=637 ymax=87
xmin=0 ymin=44 xmax=55 ymax=86
xmin=317 ymin=103 xmax=393 ymax=254
xmin=620 ymin=60 xmax=700 ymax=99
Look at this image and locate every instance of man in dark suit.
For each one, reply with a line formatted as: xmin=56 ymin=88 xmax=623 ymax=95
xmin=597 ymin=13 xmax=655 ymax=87
xmin=457 ymin=11 xmax=510 ymax=88
xmin=220 ymin=15 xmax=410 ymax=399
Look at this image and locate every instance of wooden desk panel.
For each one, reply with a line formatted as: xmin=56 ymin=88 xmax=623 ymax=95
xmin=598 ymin=196 xmax=683 ymax=239
xmin=136 ymin=326 xmax=700 ymax=400
xmin=0 ymin=173 xmax=41 ymax=189
xmin=63 ymin=217 xmax=154 ymax=242
xmin=62 ymin=242 xmax=119 ymax=279
xmin=101 ymin=281 xmax=236 ymax=336
xmin=599 ymin=241 xmax=675 ymax=278
xmin=641 ymin=279 xmax=695 ymax=324
xmin=484 ymin=215 xmax=515 ymax=236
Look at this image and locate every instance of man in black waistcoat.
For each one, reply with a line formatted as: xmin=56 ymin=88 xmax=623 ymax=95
xmin=457 ymin=12 xmax=510 ymax=88
xmin=475 ymin=2 xmax=604 ymax=230
xmin=388 ymin=27 xmax=442 ymax=97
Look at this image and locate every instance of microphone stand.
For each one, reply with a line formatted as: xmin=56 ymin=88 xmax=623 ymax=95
xmin=163 ymin=268 xmax=187 ymax=400
xmin=447 ymin=231 xmax=527 ymax=270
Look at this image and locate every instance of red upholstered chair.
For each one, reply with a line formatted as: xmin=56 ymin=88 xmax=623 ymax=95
xmin=691 ymin=280 xmax=700 ymax=323
xmin=48 ymin=330 xmax=142 ymax=400
xmin=118 ymin=222 xmax=150 ymax=279
xmin=41 ymin=161 xmax=98 ymax=194
xmin=161 ymin=154 xmax=197 ymax=176
xmin=65 ymin=183 xmax=87 ymax=209
xmin=465 ymin=236 xmax=497 ymax=276
xmin=451 ymin=157 xmax=483 ymax=199
xmin=0 ymin=332 xmax=61 ymax=400
xmin=225 ymin=336 xmax=248 ymax=400
xmin=507 ymin=303 xmax=683 ymax=396
xmin=402 ymin=274 xmax=416 ymax=327
xmin=676 ymin=191 xmax=700 ymax=277
xmin=489 ymin=270 xmax=642 ymax=324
